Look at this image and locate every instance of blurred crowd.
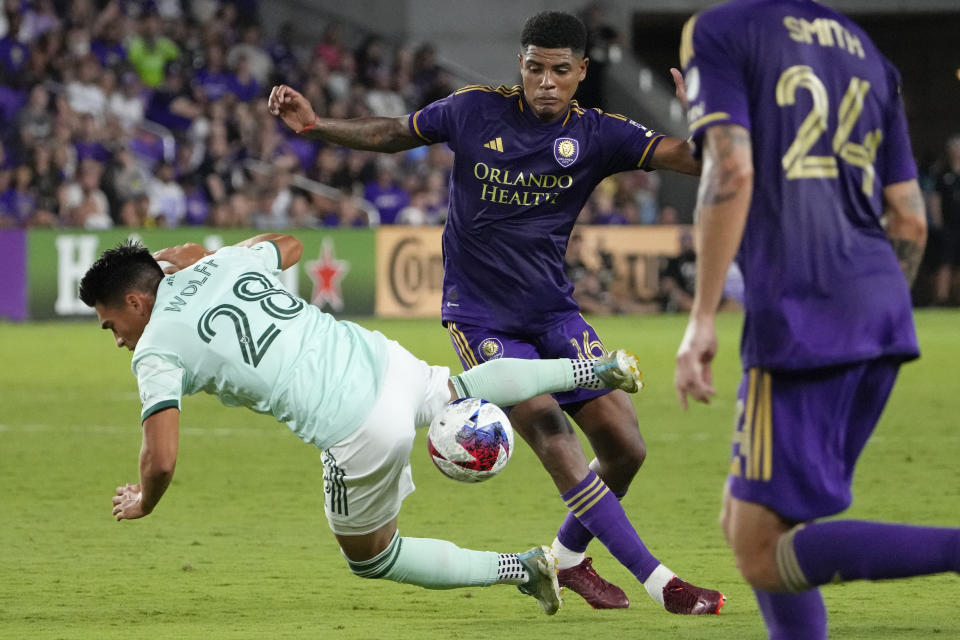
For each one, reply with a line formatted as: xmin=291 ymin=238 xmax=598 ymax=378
xmin=0 ymin=0 xmax=680 ymax=232
xmin=0 ymin=0 xmax=683 ymax=231
xmin=0 ymin=0 xmax=461 ymax=230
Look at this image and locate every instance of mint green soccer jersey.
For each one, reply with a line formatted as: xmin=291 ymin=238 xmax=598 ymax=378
xmin=131 ymin=242 xmax=389 ymax=450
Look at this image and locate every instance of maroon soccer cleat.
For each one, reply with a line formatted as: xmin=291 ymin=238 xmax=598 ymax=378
xmin=662 ymin=576 xmax=726 ymax=615
xmin=557 ymin=557 xmax=630 ymax=609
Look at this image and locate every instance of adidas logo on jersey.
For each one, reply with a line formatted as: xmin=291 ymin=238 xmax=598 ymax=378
xmin=483 ymin=137 xmax=504 ymax=152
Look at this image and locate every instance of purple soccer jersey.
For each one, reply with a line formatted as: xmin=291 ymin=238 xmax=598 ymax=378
xmin=682 ymin=0 xmax=920 ymax=370
xmin=408 ymin=86 xmax=663 ymax=333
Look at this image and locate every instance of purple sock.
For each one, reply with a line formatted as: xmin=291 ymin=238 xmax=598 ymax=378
xmin=754 ymin=589 xmax=827 ymax=640
xmin=788 ymin=520 xmax=960 ymax=589
xmin=561 ymin=472 xmax=659 ymax=581
xmin=556 ymin=487 xmax=626 ymax=553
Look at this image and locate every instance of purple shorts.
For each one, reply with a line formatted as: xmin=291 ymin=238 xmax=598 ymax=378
xmin=727 ymin=359 xmax=900 ymax=523
xmin=446 ymin=314 xmax=610 ymax=409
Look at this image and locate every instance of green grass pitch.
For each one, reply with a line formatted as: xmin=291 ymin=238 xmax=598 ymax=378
xmin=1 ymin=312 xmax=958 ymax=639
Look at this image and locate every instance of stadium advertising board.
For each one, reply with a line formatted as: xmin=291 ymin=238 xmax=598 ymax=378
xmin=375 ymin=226 xmax=444 ymax=317
xmin=373 ymin=225 xmax=688 ymax=317
xmin=24 ymin=229 xmax=376 ymax=319
xmin=0 ymin=230 xmax=27 ymax=321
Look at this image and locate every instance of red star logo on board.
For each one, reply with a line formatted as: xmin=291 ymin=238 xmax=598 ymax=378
xmin=305 ymin=238 xmax=350 ymax=311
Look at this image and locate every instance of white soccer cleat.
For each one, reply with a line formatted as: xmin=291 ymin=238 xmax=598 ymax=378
xmin=593 ymin=349 xmax=643 ymax=393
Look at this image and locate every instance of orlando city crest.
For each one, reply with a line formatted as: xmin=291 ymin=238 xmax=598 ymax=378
xmin=553 ymin=137 xmax=580 ymax=168
xmin=480 ymin=338 xmax=503 ymax=361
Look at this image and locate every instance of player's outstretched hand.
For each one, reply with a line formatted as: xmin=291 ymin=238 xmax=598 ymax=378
xmin=153 ymin=243 xmax=211 ymax=274
xmin=112 ymin=483 xmax=148 ymax=521
xmin=674 ymin=316 xmax=717 ymax=410
xmin=670 ymin=67 xmax=689 ymax=110
xmin=268 ymin=84 xmax=316 ymax=134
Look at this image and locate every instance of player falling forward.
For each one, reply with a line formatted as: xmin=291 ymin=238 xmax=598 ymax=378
xmin=80 ymin=233 xmax=646 ymax=616
xmin=674 ymin=1 xmax=960 ymax=637
xmin=269 ymin=11 xmax=723 ymax=614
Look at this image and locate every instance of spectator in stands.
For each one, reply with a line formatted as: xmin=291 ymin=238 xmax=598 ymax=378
xmin=310 ymin=145 xmax=346 ymax=188
xmin=126 ymin=9 xmax=179 ymax=88
xmin=108 ymin=72 xmax=146 ymax=131
xmin=59 ymin=158 xmax=112 ymax=229
xmin=288 ymin=189 xmax=319 ymax=228
xmin=65 ymin=55 xmax=107 ymax=118
xmin=355 ymin=35 xmax=388 ymax=88
xmin=591 ymin=191 xmax=629 ymax=225
xmin=564 ymin=232 xmax=615 ymax=314
xmin=72 ymin=113 xmax=111 ymax=164
xmin=147 ymin=161 xmax=186 ymax=227
xmin=182 ymin=174 xmax=211 ymax=226
xmin=105 ymin=145 xmax=150 ymax=213
xmin=20 ymin=0 xmax=61 ymax=45
xmin=267 ymin=21 xmax=300 ymax=86
xmin=228 ymin=24 xmax=273 ymax=86
xmin=0 ymin=164 xmax=56 ymax=227
xmin=89 ymin=5 xmax=126 ymax=71
xmin=198 ymin=122 xmax=241 ymax=204
xmin=315 ymin=22 xmax=346 ymax=71
xmin=366 ymin=69 xmax=407 ymax=117
xmin=338 ymin=192 xmax=370 ymax=228
xmin=0 ymin=7 xmax=30 ymax=91
xmin=931 ymin=134 xmax=960 ymax=305
xmin=230 ymin=55 xmax=261 ymax=103
xmin=29 ymin=144 xmax=62 ymax=220
xmin=193 ymin=44 xmax=234 ymax=104
xmin=144 ymin=62 xmax=201 ymax=133
xmin=16 ymin=84 xmax=54 ymax=148
xmin=658 ymin=230 xmax=740 ymax=313
xmin=576 ymin=1 xmax=624 ymax=109
xmin=659 ymin=231 xmax=697 ymax=313
xmin=364 ymin=160 xmax=409 ymax=224
xmin=395 ymin=189 xmax=434 ymax=226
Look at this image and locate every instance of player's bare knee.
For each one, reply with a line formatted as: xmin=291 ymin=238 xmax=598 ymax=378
xmin=732 ymin=544 xmax=781 ymax=591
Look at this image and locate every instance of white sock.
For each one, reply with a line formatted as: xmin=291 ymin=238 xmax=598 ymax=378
xmin=495 ymin=553 xmax=530 ymax=585
xmin=643 ymin=564 xmax=675 ymax=606
xmin=550 ymin=537 xmax=586 ymax=571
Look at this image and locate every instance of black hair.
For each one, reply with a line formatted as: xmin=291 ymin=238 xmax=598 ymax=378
xmin=520 ymin=11 xmax=587 ymax=55
xmin=79 ymin=240 xmax=164 ymax=308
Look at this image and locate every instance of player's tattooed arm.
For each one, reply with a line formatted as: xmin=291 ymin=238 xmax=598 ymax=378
xmin=268 ymin=84 xmax=422 ymax=152
xmin=697 ymin=125 xmax=752 ymax=207
xmin=883 ymin=180 xmax=928 ymax=286
xmin=689 ymin=124 xmax=753 ymax=318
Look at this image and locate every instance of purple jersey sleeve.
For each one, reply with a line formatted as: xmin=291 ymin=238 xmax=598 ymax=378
xmin=596 ymin=112 xmax=665 ymax=173
xmin=878 ymin=62 xmax=918 ymax=186
xmin=681 ymin=13 xmax=751 ymax=157
xmin=408 ymin=91 xmax=458 ymax=146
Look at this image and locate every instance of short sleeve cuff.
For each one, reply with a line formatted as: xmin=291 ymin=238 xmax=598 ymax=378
xmin=637 ymin=134 xmax=666 ymax=171
xmin=266 ymin=240 xmax=282 ymax=270
xmin=141 ymin=399 xmax=180 ymax=422
xmin=408 ymin=110 xmax=432 ymax=143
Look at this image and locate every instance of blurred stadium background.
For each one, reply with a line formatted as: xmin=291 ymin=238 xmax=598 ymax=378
xmin=1 ymin=1 xmax=958 ymax=638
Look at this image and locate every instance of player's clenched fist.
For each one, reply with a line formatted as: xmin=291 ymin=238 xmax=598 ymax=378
xmin=268 ymin=85 xmax=317 ymax=134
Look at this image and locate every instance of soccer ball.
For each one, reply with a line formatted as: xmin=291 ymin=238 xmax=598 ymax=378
xmin=427 ymin=397 xmax=514 ymax=483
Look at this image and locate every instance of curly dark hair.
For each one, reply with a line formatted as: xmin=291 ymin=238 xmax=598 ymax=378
xmin=520 ymin=11 xmax=587 ymax=55
xmin=79 ymin=240 xmax=164 ymax=307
